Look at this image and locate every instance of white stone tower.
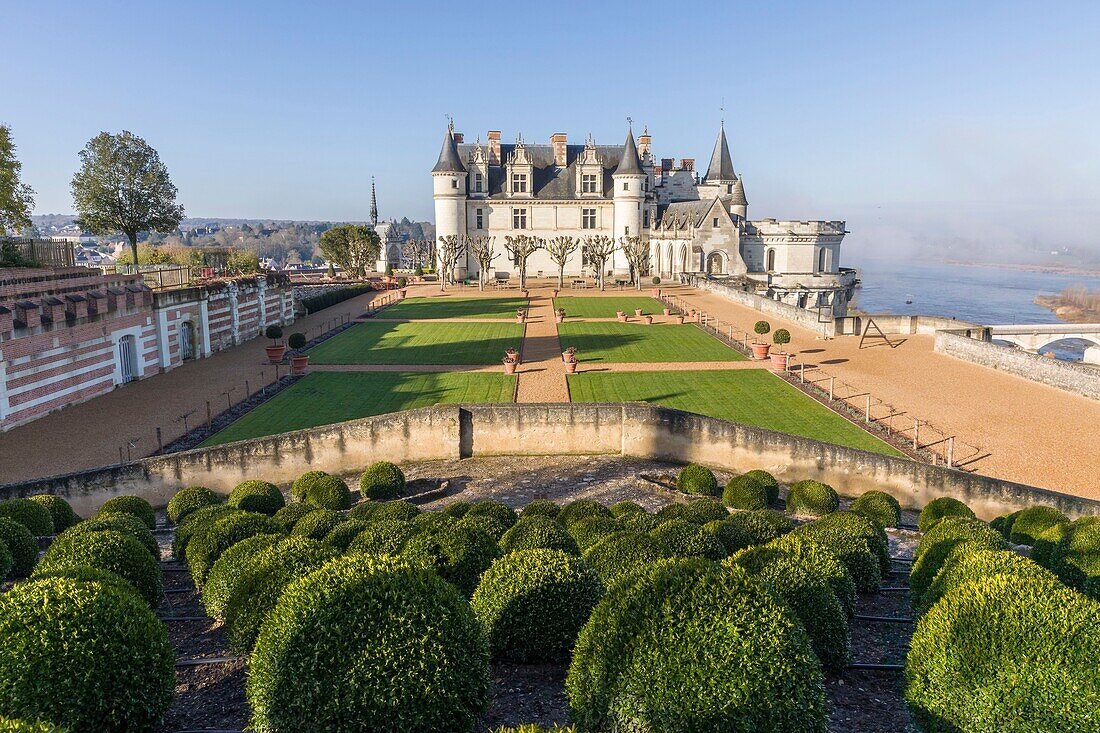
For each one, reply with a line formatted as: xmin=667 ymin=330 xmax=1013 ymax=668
xmin=612 ymin=125 xmax=646 ymax=272
xmin=432 ymin=124 xmax=467 ymax=267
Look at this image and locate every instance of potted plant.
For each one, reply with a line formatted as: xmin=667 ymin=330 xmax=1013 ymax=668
xmin=651 ymin=276 xmax=661 ymax=298
xmin=397 ymin=276 xmax=408 ymax=297
xmin=555 ymin=308 xmax=566 ymax=323
xmin=562 ymin=346 xmax=576 ymax=362
xmin=516 ymin=309 xmax=527 ymax=324
xmin=770 ymin=329 xmax=791 ymax=371
xmin=564 ymin=353 xmax=578 ymax=374
xmin=644 ymin=314 xmax=654 ymax=324
xmin=288 ymin=332 xmax=309 ymax=374
xmin=751 ymin=321 xmax=772 ymax=360
xmin=552 ymin=288 xmax=559 ymax=298
xmin=663 ymin=306 xmax=672 ymax=316
xmin=503 ymin=355 xmax=517 ymax=375
xmin=676 ymin=314 xmax=685 ymax=324
xmin=617 ymin=311 xmax=628 ymax=323
xmin=521 ymin=287 xmax=530 ymax=298
xmin=505 ymin=347 xmax=520 ymax=365
xmin=634 ymin=307 xmax=644 ymax=317
xmin=264 ymin=325 xmax=286 ymax=363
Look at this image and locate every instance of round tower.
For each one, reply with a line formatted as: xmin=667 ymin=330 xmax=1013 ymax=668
xmin=431 ymin=126 xmax=467 ymax=264
xmin=730 ymin=176 xmax=748 ymax=220
xmin=612 ymin=126 xmax=646 ymax=273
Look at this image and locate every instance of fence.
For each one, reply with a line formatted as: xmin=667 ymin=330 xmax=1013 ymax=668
xmin=105 ymin=264 xmax=191 ymax=290
xmin=1 ymin=238 xmax=76 ymax=267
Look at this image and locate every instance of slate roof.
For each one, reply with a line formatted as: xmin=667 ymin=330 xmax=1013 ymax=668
xmin=704 ymin=125 xmax=737 ymax=183
xmin=655 ymin=199 xmax=720 ymax=230
xmin=613 ymin=128 xmax=644 ymax=176
xmin=432 ymin=129 xmax=467 ymax=173
xmin=457 ymin=142 xmax=633 ymax=200
xmin=730 ymin=176 xmax=747 ymax=206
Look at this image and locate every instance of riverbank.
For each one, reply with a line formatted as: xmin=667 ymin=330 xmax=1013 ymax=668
xmin=1034 ymin=287 xmax=1100 ymax=324
xmin=940 ymin=259 xmax=1100 ymax=278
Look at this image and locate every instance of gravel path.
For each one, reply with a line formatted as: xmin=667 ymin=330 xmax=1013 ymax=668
xmin=516 ymin=288 xmax=570 ymax=403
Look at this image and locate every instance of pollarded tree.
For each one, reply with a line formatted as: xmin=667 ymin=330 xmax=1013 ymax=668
xmin=318 ymin=224 xmax=380 ymax=278
xmin=401 ymin=238 xmax=432 ymax=271
xmin=0 ymin=125 xmax=35 ymax=236
xmin=467 ymin=235 xmax=498 ymax=291
xmin=619 ymin=235 xmax=650 ymax=290
xmin=503 ymin=234 xmax=543 ymax=290
xmin=71 ymin=131 xmax=185 ymax=272
xmin=436 ymin=235 xmax=465 ymax=291
xmin=546 ymin=235 xmax=580 ymax=290
xmin=583 ymin=235 xmax=617 ymax=291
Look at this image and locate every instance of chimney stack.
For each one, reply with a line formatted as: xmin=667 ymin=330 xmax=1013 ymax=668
xmin=638 ymin=131 xmax=651 ymax=158
xmin=487 ymin=131 xmax=501 ymax=164
xmin=661 ymin=158 xmax=674 ymax=171
xmin=550 ymin=133 xmax=568 ymax=167
xmin=453 ymin=132 xmax=464 ymax=144
xmin=680 ymin=158 xmax=695 ymax=171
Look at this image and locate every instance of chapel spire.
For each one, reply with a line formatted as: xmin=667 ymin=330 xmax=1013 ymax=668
xmin=369 ymin=176 xmax=378 ymax=226
xmin=704 ymin=121 xmax=737 ymax=184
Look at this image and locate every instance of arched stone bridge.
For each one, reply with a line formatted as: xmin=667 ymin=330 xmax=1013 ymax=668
xmin=988 ymin=323 xmax=1100 ymax=355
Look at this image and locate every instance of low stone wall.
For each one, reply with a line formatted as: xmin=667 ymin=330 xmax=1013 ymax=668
xmin=836 ymin=314 xmax=981 ymax=337
xmin=693 ymin=278 xmax=835 ymax=335
xmin=935 ymin=330 xmax=1100 ymax=401
xmin=3 ymin=403 xmax=1098 ymax=520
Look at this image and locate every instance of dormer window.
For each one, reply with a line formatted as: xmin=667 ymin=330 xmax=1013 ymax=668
xmin=511 ymin=173 xmax=527 ymax=194
xmin=727 ymin=184 xmax=733 ymax=194
xmin=581 ymin=174 xmax=598 ymax=193
xmin=474 ymin=173 xmax=483 ymax=193
xmin=713 ymin=217 xmax=719 ymax=229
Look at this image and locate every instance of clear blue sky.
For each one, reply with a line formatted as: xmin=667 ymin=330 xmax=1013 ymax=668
xmin=4 ymin=0 xmax=1099 ymax=258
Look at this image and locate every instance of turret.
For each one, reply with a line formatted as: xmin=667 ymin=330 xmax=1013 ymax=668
xmin=704 ymin=122 xmax=737 ymax=186
xmin=730 ymin=176 xmax=747 ymax=219
xmin=432 ymin=125 xmax=467 ymax=259
xmin=612 ymin=126 xmax=646 ymax=271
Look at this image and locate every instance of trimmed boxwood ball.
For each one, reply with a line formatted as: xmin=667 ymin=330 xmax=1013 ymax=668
xmin=349 ymin=499 xmax=421 ymax=523
xmin=186 ymin=511 xmax=282 ymax=586
xmin=0 ymin=518 xmax=38 ymax=578
xmin=358 ymin=461 xmax=405 ymax=501
xmin=676 ymin=463 xmax=718 ymax=496
xmin=412 ymin=511 xmax=457 ymax=533
xmin=1032 ymin=515 xmax=1100 ymax=591
xmin=850 ymin=490 xmax=902 ymax=529
xmin=917 ymin=546 xmax=1057 ymax=615
xmin=60 ymin=513 xmax=159 ymax=560
xmin=814 ymin=511 xmax=890 ymax=574
xmin=725 ymin=509 xmax=795 ymax=546
xmin=228 ymin=480 xmax=285 ymax=515
xmin=649 ymin=519 xmax=726 ymax=560
xmin=608 ymin=501 xmax=645 ymax=518
xmin=729 ymin=549 xmax=850 ymax=673
xmin=28 ymin=494 xmax=79 ymax=533
xmin=401 ymin=523 xmax=500 ymax=597
xmin=681 ymin=497 xmax=729 ymax=524
xmin=619 ymin=510 xmax=659 ymax=533
xmin=703 ymin=519 xmax=755 ymax=555
xmin=465 ymin=500 xmax=519 ymax=528
xmin=500 ymin=517 xmax=580 ymax=556
xmin=323 ymin=519 xmax=371 ymax=552
xmin=304 ymin=474 xmax=352 ymax=511
xmin=519 ymin=499 xmax=561 ymax=520
xmin=723 ymin=474 xmax=769 ymax=510
xmin=989 ymin=510 xmax=1021 ymax=540
xmin=290 ymin=508 xmax=343 ymax=540
xmin=654 ymin=503 xmax=690 ymax=523
xmin=742 ymin=469 xmax=780 ymax=504
xmin=271 ymin=502 xmax=318 ymax=531
xmin=201 ymin=533 xmax=282 ymax=620
xmin=224 ymin=536 xmax=339 ymax=652
xmin=441 ymin=501 xmax=473 ymax=518
xmin=246 ymin=554 xmax=490 ymax=733
xmin=347 ymin=519 xmax=415 ymax=556
xmin=27 ymin=566 xmax=139 ymax=602
xmin=96 ymin=495 xmax=155 ymax=530
xmin=166 ymin=486 xmax=221 ymax=524
xmin=567 ymin=515 xmax=624 ymax=552
xmin=917 ymin=496 xmax=975 ymax=533
xmin=0 ymin=499 xmax=53 ymax=537
xmin=582 ymin=531 xmax=666 ymax=589
xmin=768 ymin=532 xmax=857 ymax=615
xmin=1008 ymin=505 xmax=1068 ymax=546
xmin=0 ymin=577 xmax=174 ymax=732
xmin=558 ymin=500 xmax=613 ymax=529
xmin=792 ymin=519 xmax=881 ymax=594
xmin=0 ymin=541 xmax=10 ymax=580
xmin=786 ymin=480 xmax=839 ymax=517
xmin=34 ymin=529 xmax=163 ymax=608
xmin=905 ymin=573 xmax=1100 ymax=732
xmin=472 ymin=549 xmax=603 ymax=663
xmin=172 ymin=504 xmax=237 ymax=559
xmin=910 ymin=517 xmax=1007 ymax=604
xmin=567 ymin=558 xmax=827 ymax=733
xmin=456 ymin=513 xmax=512 ymax=542
xmin=289 ymin=470 xmax=329 ymax=502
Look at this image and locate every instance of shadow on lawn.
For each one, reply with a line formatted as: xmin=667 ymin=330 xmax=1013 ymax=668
xmin=308 ymin=323 xmax=523 ymax=365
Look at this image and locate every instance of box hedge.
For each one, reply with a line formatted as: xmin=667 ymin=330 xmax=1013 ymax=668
xmin=1032 ymin=515 xmax=1100 ymax=593
xmin=303 ymin=474 xmax=351 ymax=511
xmin=246 ymin=554 xmax=489 ymax=732
xmin=785 ymin=480 xmax=839 ymax=517
xmin=608 ymin=501 xmax=645 ymax=518
xmin=456 ymin=513 xmax=512 ymax=543
xmin=767 ymin=532 xmax=857 ymax=615
xmin=680 ymin=497 xmax=729 ymax=524
xmin=358 ymin=461 xmax=405 ymax=501
xmin=0 ymin=541 xmax=10 ymax=580
xmin=96 ymin=495 xmax=155 ymax=530
xmin=519 ymin=499 xmax=561 ymax=520
xmin=186 ymin=511 xmax=282 ymax=586
xmin=725 ymin=509 xmax=795 ymax=546
xmin=464 ymin=500 xmax=519 ymax=529
xmin=166 ymin=486 xmax=222 ymax=524
xmin=675 ymin=463 xmax=718 ymax=496
xmin=290 ymin=509 xmax=343 ymax=540
xmin=201 ymin=533 xmax=283 ymax=620
xmin=346 ymin=519 xmax=416 ymax=556
xmin=649 ymin=519 xmax=727 ymax=560
xmin=34 ymin=529 xmax=162 ymax=608
xmin=917 ymin=497 xmax=974 ymax=533
xmin=0 ymin=499 xmax=54 ymax=537
xmin=722 ymin=474 xmax=769 ymax=510
xmin=849 ymin=490 xmax=901 ymax=529
xmin=618 ymin=510 xmax=660 ymax=533
xmin=0 ymin=717 xmax=69 ymax=732
xmin=0 ymin=518 xmax=38 ymax=578
xmin=441 ymin=501 xmax=473 ymax=518
xmin=323 ymin=519 xmax=372 ymax=552
xmin=702 ymin=519 xmax=755 ymax=555
xmin=566 ymin=558 xmax=827 ymax=733
xmin=581 ymin=531 xmax=666 ymax=589
xmin=27 ymin=495 xmax=79 ymax=533
xmin=0 ymin=577 xmax=174 ymax=732
xmin=271 ymin=502 xmax=319 ymax=531
xmin=905 ymin=573 xmax=1100 ymax=732
xmin=916 ymin=546 xmax=1057 ymax=615
xmin=500 ymin=517 xmax=580 ymax=556
xmin=228 ymin=480 xmax=285 ymax=515
xmin=1007 ymin=505 xmax=1068 ymax=546
xmin=742 ymin=469 xmax=780 ymax=504
xmin=990 ymin=509 xmax=1023 ymax=540
xmin=558 ymin=500 xmax=614 ymax=529
xmin=566 ymin=515 xmax=624 ymax=552
xmin=172 ymin=504 xmax=238 ymax=559
xmin=910 ymin=518 xmax=1007 ymax=605
xmin=412 ymin=511 xmax=457 ymax=534
xmin=289 ymin=470 xmax=329 ymax=502
xmin=471 ymin=548 xmax=603 ymax=663
xmin=60 ymin=513 xmax=159 ymax=560
xmin=813 ymin=511 xmax=891 ymax=574
xmin=401 ymin=523 xmax=500 ymax=597
xmin=297 ymin=283 xmax=374 ymax=313
xmin=792 ymin=518 xmax=881 ymax=593
xmin=348 ymin=499 xmax=421 ymax=523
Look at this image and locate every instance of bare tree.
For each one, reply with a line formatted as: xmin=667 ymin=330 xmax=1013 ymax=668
xmin=545 ymin=236 xmax=580 ymax=290
xmin=583 ymin=235 xmax=618 ymax=291
xmin=401 ymin=238 xmax=432 ymax=271
xmin=467 ymin=235 xmax=498 ymax=290
xmin=436 ymin=235 xmax=465 ymax=291
xmin=503 ymin=234 xmax=544 ymax=289
xmin=619 ymin=236 xmax=650 ymax=290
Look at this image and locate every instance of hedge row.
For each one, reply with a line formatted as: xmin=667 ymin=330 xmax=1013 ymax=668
xmin=298 ymin=284 xmax=374 ymax=314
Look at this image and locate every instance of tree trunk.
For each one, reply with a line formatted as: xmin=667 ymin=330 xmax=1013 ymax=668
xmin=558 ymin=265 xmax=565 ymax=290
xmin=127 ymin=232 xmax=139 ymax=272
xmin=519 ymin=263 xmax=526 ymax=290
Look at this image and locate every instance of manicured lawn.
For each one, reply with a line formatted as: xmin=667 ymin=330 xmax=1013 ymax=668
xmin=567 ymin=369 xmax=904 ymax=456
xmin=556 ymin=322 xmax=742 ymax=363
xmin=554 ymin=296 xmax=668 ymax=319
xmin=307 ymin=321 xmax=524 ymax=365
xmin=382 ymin=296 xmax=528 ymax=320
xmin=201 ymin=371 xmax=515 ymax=446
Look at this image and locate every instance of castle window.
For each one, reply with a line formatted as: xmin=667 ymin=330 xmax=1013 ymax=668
xmin=474 ymin=173 xmax=483 ymax=193
xmin=475 ymin=209 xmax=484 ymax=229
xmin=643 ymin=210 xmax=650 ymax=227
xmin=512 ymin=208 xmax=527 ymax=229
xmin=818 ymin=248 xmax=828 ymax=272
xmin=712 ymin=217 xmax=719 ymax=229
xmin=622 ymin=182 xmax=629 ymax=191
xmin=727 ymin=184 xmax=733 ymax=194
xmin=511 ymin=173 xmax=527 ymax=194
xmin=581 ymin=174 xmax=598 ymax=193
xmin=582 ymin=208 xmax=596 ymax=229
xmin=624 ymin=225 xmax=630 ymax=236
xmin=452 ymin=179 xmax=458 ymax=189
xmin=766 ymin=249 xmax=776 ymax=271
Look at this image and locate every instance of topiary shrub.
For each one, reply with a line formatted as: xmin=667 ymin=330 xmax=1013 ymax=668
xmin=186 ymin=511 xmax=282 ymax=586
xmin=989 ymin=510 xmax=1022 ymax=540
xmin=850 ymin=490 xmax=902 ymax=528
xmin=702 ymin=519 xmax=755 ymax=555
xmin=289 ymin=470 xmax=329 ymax=502
xmin=0 ymin=541 xmax=10 ymax=581
xmin=676 ymin=463 xmax=718 ymax=496
xmin=742 ymin=469 xmax=780 ymax=504
xmin=582 ymin=531 xmax=666 ymax=589
xmin=500 ymin=517 xmax=580 ymax=556
xmin=401 ymin=523 xmax=500 ymax=597
xmin=786 ymin=480 xmax=839 ymax=517
xmin=567 ymin=515 xmax=624 ymax=552
xmin=654 ymin=503 xmax=690 ymax=524
xmin=465 ymin=500 xmax=519 ymax=529
xmin=60 ymin=513 xmax=159 ymax=560
xmin=224 ymin=536 xmax=339 ymax=652
xmin=201 ymin=533 xmax=282 ymax=620
xmin=96 ymin=495 xmax=155 ymax=530
xmin=813 ymin=511 xmax=890 ymax=574
xmin=729 ymin=549 xmax=850 ymax=672
xmin=0 ymin=716 xmax=70 ymax=732
xmin=910 ymin=517 xmax=1007 ymax=604
xmin=725 ymin=509 xmax=795 ymax=546
xmin=619 ymin=510 xmax=660 ymax=533
xmin=347 ymin=519 xmax=415 ymax=556
xmin=723 ymin=474 xmax=769 ymax=510
xmin=441 ymin=501 xmax=472 ymax=518
xmin=680 ymin=497 xmax=729 ymax=524
xmin=0 ymin=518 xmax=38 ymax=578
xmin=905 ymin=574 xmax=1100 ymax=732
xmin=768 ymin=532 xmax=857 ymax=615
xmin=1031 ymin=515 xmax=1100 ymax=592
xmin=558 ymin=500 xmax=614 ymax=529
xmin=166 ymin=486 xmax=221 ymax=524
xmin=519 ymin=500 xmax=560 ymax=520
xmin=290 ymin=509 xmax=343 ymax=540
xmin=323 ymin=519 xmax=371 ymax=552
xmin=359 ymin=461 xmax=406 ymax=501
xmin=608 ymin=501 xmax=645 ymax=518
xmin=1008 ymin=505 xmax=1068 ymax=546
xmin=472 ymin=549 xmax=603 ymax=663
xmin=348 ymin=499 xmax=421 ymax=523
xmin=917 ymin=546 xmax=1058 ymax=615
xmin=27 ymin=495 xmax=79 ymax=533
xmin=489 ymin=726 xmax=574 ymax=733
xmin=567 ymin=558 xmax=827 ymax=733
xmin=228 ymin=480 xmax=285 ymax=515
xmin=247 ymin=554 xmax=489 ymax=732
xmin=172 ymin=504 xmax=237 ymax=559
xmin=917 ymin=496 xmax=975 ymax=533
xmin=0 ymin=499 xmax=54 ymax=536
xmin=304 ymin=474 xmax=351 ymax=511
xmin=456 ymin=513 xmax=511 ymax=543
xmin=649 ymin=519 xmax=726 ymax=560
xmin=412 ymin=511 xmax=457 ymax=533
xmin=792 ymin=518 xmax=881 ymax=593
xmin=27 ymin=566 xmax=138 ymax=601
xmin=34 ymin=529 xmax=162 ymax=608
xmin=0 ymin=577 xmax=174 ymax=731
xmin=271 ymin=502 xmax=318 ymax=531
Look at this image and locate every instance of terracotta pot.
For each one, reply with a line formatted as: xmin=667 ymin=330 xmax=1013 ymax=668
xmin=652 ymin=288 xmax=661 ymax=297
xmin=521 ymin=289 xmax=529 ymax=298
xmin=265 ymin=344 xmax=287 ymax=363
xmin=555 ymin=314 xmax=565 ymax=323
xmin=505 ymin=349 xmax=521 ymax=365
xmin=676 ymin=315 xmax=685 ymax=324
xmin=663 ymin=308 xmax=671 ymax=316
xmin=617 ymin=314 xmax=627 ymax=323
xmin=290 ymin=355 xmax=310 ymax=376
xmin=516 ymin=314 xmax=526 ymax=324
xmin=552 ymin=289 xmax=559 ymax=298
xmin=634 ymin=308 xmax=643 ymax=316
xmin=770 ymin=352 xmax=790 ymax=371
xmin=503 ymin=360 xmax=517 ymax=374
xmin=399 ymin=288 xmax=407 ymax=298
xmin=562 ymin=349 xmax=575 ymax=362
xmin=751 ymin=343 xmax=771 ymax=360
xmin=615 ymin=310 xmax=625 ymax=317
xmin=644 ymin=315 xmax=653 ymax=324
xmin=564 ymin=360 xmax=578 ymax=374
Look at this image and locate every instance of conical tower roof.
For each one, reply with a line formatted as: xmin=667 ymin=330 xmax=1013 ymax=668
xmin=614 ymin=126 xmax=644 ymax=176
xmin=730 ymin=176 xmax=747 ymax=206
xmin=431 ymin=127 xmax=466 ymax=173
xmin=705 ymin=123 xmax=737 ymax=183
